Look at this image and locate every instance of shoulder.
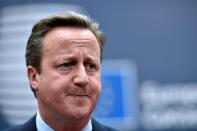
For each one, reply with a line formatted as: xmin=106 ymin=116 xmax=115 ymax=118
xmin=92 ymin=118 xmax=119 ymax=131
xmin=2 ymin=115 xmax=37 ymax=131
xmin=3 ymin=125 xmax=22 ymax=131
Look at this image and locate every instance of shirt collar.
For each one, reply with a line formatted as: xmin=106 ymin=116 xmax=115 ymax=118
xmin=82 ymin=118 xmax=92 ymax=131
xmin=36 ymin=112 xmax=92 ymax=131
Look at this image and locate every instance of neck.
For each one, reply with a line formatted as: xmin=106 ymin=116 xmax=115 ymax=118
xmin=53 ymin=118 xmax=90 ymax=131
xmin=38 ymin=109 xmax=91 ymax=131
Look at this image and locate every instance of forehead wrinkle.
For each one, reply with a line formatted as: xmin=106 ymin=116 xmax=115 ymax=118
xmin=67 ymin=38 xmax=99 ymax=48
xmin=62 ymin=39 xmax=100 ymax=57
xmin=53 ymin=49 xmax=100 ymax=63
xmin=73 ymin=47 xmax=100 ymax=62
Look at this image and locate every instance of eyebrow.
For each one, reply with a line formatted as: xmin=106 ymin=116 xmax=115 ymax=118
xmin=53 ymin=54 xmax=100 ymax=63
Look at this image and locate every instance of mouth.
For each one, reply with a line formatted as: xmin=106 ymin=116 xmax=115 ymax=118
xmin=67 ymin=89 xmax=90 ymax=97
xmin=68 ymin=94 xmax=89 ymax=97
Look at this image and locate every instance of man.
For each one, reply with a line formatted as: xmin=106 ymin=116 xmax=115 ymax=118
xmin=4 ymin=11 xmax=118 ymax=131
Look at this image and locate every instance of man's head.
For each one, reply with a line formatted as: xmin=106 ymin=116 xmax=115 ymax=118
xmin=26 ymin=11 xmax=105 ymax=129
xmin=26 ymin=11 xmax=105 ymax=97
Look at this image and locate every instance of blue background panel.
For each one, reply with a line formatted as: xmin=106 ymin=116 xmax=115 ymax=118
xmin=94 ymin=75 xmax=124 ymax=118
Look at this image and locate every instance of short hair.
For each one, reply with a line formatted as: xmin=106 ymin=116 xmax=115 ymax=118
xmin=26 ymin=11 xmax=105 ymax=97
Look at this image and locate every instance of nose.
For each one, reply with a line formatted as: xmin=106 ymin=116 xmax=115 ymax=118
xmin=73 ymin=65 xmax=89 ymax=87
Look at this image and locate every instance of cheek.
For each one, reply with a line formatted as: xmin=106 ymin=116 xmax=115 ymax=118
xmin=90 ymin=76 xmax=102 ymax=98
xmin=97 ymin=80 xmax=102 ymax=96
xmin=37 ymin=76 xmax=69 ymax=107
xmin=38 ymin=73 xmax=69 ymax=96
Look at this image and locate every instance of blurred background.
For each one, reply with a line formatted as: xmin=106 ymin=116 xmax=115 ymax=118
xmin=0 ymin=0 xmax=197 ymax=131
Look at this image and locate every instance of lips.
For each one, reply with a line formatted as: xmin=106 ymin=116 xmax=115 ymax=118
xmin=67 ymin=89 xmax=90 ymax=97
xmin=69 ymin=93 xmax=88 ymax=97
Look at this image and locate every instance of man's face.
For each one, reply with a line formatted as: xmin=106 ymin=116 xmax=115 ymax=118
xmin=31 ymin=27 xmax=101 ymax=121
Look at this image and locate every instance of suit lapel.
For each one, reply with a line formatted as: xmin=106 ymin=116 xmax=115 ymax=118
xmin=20 ymin=115 xmax=37 ymax=131
xmin=92 ymin=118 xmax=107 ymax=131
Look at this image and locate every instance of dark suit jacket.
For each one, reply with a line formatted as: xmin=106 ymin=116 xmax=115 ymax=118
xmin=3 ymin=115 xmax=118 ymax=131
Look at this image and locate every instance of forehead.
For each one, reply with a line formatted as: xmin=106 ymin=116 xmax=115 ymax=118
xmin=44 ymin=27 xmax=98 ymax=44
xmin=42 ymin=27 xmax=100 ymax=56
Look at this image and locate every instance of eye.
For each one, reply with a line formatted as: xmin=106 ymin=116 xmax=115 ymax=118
xmin=58 ymin=62 xmax=75 ymax=72
xmin=85 ymin=63 xmax=97 ymax=72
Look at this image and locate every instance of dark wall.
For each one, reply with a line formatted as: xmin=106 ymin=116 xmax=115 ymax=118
xmin=1 ymin=0 xmax=197 ymax=83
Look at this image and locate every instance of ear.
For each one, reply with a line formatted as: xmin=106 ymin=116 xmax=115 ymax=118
xmin=27 ymin=66 xmax=40 ymax=91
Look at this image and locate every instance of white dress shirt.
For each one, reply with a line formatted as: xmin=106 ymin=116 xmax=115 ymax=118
xmin=36 ymin=112 xmax=92 ymax=131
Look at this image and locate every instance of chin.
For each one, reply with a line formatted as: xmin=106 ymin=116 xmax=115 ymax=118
xmin=72 ymin=106 xmax=92 ymax=120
